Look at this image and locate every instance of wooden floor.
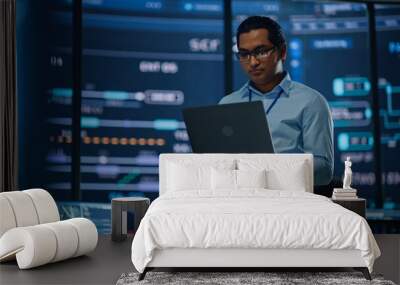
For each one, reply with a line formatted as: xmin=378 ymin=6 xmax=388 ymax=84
xmin=0 ymin=235 xmax=134 ymax=285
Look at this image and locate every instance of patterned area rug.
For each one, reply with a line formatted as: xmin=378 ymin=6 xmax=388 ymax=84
xmin=116 ymin=271 xmax=396 ymax=285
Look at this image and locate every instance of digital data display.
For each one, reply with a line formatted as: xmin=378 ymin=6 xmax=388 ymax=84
xmin=20 ymin=0 xmax=399 ymax=209
xmin=376 ymin=5 xmax=400 ymax=209
xmin=46 ymin=0 xmax=224 ymax=201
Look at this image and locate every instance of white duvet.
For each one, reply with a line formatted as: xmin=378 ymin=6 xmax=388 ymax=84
xmin=131 ymin=190 xmax=380 ymax=273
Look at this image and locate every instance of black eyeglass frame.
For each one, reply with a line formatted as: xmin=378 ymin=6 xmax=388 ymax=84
xmin=235 ymin=45 xmax=277 ymax=62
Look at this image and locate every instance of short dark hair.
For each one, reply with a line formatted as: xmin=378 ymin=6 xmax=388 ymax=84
xmin=236 ymin=16 xmax=286 ymax=51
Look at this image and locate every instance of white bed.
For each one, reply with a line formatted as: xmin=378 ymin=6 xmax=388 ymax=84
xmin=131 ymin=154 xmax=380 ymax=280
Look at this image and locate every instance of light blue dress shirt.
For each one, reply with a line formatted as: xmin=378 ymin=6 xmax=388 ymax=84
xmin=219 ymin=72 xmax=334 ymax=186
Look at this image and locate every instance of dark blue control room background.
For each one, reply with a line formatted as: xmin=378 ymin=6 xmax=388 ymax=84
xmin=17 ymin=0 xmax=400 ymax=233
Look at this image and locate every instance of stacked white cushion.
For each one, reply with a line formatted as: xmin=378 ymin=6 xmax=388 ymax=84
xmin=65 ymin=218 xmax=98 ymax=257
xmin=42 ymin=221 xmax=79 ymax=262
xmin=0 ymin=189 xmax=98 ymax=269
xmin=0 ymin=225 xmax=57 ymax=268
xmin=1 ymin=191 xmax=39 ymax=227
xmin=0 ymin=196 xmax=17 ymax=237
xmin=0 ymin=218 xmax=97 ymax=269
xmin=24 ymin=188 xmax=60 ymax=223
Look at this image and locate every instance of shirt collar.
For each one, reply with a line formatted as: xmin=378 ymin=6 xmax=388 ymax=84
xmin=241 ymin=71 xmax=292 ymax=98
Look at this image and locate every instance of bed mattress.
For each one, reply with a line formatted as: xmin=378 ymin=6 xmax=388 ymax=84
xmin=131 ymin=190 xmax=380 ymax=273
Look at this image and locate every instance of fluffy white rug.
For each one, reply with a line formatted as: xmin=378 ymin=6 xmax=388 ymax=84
xmin=117 ymin=271 xmax=395 ymax=285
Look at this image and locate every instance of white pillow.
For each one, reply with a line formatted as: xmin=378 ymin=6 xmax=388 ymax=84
xmin=266 ymin=166 xmax=307 ymax=191
xmin=211 ymin=168 xmax=267 ymax=190
xmin=237 ymin=169 xmax=267 ymax=188
xmin=166 ymin=160 xmax=235 ymax=192
xmin=238 ymin=159 xmax=308 ymax=191
xmin=211 ymin=168 xmax=236 ymax=190
xmin=167 ymin=163 xmax=211 ymax=191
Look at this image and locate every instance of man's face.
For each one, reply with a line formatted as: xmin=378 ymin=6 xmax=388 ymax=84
xmin=237 ymin=28 xmax=286 ymax=85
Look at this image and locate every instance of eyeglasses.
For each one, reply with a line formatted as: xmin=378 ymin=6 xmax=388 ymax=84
xmin=236 ymin=46 xmax=276 ymax=63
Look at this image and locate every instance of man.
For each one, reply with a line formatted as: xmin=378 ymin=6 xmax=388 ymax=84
xmin=219 ymin=16 xmax=333 ymax=186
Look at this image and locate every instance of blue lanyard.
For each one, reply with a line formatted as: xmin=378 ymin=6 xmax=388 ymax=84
xmin=248 ymin=87 xmax=283 ymax=115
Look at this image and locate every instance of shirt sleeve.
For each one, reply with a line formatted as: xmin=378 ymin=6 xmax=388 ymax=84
xmin=218 ymin=95 xmax=230 ymax=105
xmin=302 ymin=94 xmax=334 ymax=186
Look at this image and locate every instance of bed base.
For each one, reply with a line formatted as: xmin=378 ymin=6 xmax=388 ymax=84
xmin=138 ymin=266 xmax=371 ymax=281
xmin=138 ymin=248 xmax=372 ymax=281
